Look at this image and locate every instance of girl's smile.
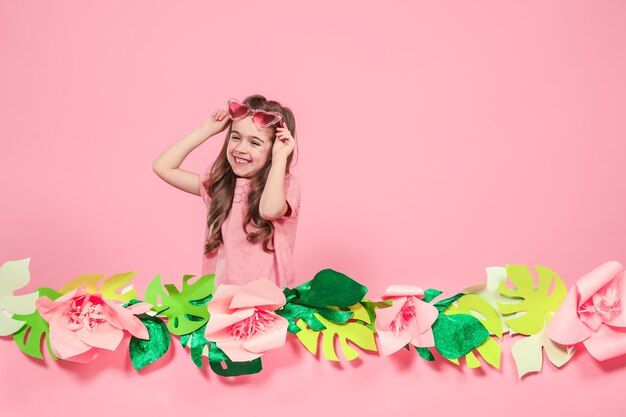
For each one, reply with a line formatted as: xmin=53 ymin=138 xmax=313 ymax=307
xmin=227 ymin=116 xmax=273 ymax=178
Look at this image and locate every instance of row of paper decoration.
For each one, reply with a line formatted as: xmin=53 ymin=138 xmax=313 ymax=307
xmin=1 ymin=258 xmax=624 ymax=377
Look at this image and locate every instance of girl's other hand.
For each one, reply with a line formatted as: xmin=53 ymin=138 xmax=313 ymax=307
xmin=272 ymin=121 xmax=295 ymax=160
xmin=200 ymin=109 xmax=231 ymax=135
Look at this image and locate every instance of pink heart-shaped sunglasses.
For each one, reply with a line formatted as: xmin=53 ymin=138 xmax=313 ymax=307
xmin=227 ymin=98 xmax=283 ymax=129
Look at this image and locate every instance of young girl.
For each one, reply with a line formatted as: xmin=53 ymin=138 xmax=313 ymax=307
xmin=152 ymin=94 xmax=301 ymax=288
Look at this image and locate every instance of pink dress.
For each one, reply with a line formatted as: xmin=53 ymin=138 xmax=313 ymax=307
xmin=199 ymin=168 xmax=301 ymax=288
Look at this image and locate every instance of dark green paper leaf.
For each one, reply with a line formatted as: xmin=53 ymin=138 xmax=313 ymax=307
xmin=208 ymin=341 xmax=262 ymax=377
xmin=129 ymin=315 xmax=171 ymax=370
xmin=432 ymin=313 xmax=490 ymax=359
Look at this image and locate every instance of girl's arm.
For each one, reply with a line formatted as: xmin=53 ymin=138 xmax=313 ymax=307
xmin=259 ymin=155 xmax=289 ymax=220
xmin=152 ymin=110 xmax=230 ymax=196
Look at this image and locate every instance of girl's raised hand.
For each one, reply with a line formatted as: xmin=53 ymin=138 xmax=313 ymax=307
xmin=200 ymin=109 xmax=231 ymax=135
xmin=272 ymin=121 xmax=295 ymax=160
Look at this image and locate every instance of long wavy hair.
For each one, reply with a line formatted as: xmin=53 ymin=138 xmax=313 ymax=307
xmin=203 ymin=94 xmax=297 ymax=255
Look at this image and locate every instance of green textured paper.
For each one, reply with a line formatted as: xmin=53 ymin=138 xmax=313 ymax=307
xmin=423 ymin=289 xmax=443 ymax=303
xmin=416 ymin=347 xmax=436 ymax=361
xmin=129 ymin=315 xmax=171 ymax=370
xmin=432 ymin=312 xmax=490 ymax=359
xmin=144 ymin=274 xmax=215 ymax=335
xmin=276 ymin=301 xmax=353 ymax=333
xmin=296 ymin=269 xmax=368 ymax=308
xmin=12 ymin=287 xmax=61 ymax=360
xmin=209 ymin=341 xmax=262 ymax=377
xmin=181 ymin=323 xmax=209 ymax=368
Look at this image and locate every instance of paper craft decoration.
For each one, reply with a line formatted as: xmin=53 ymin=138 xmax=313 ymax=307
xmin=1 ymin=257 xmax=624 ymax=378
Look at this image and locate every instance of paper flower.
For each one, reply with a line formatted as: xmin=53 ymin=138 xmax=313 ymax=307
xmin=548 ymin=261 xmax=626 ymax=361
xmin=375 ymin=285 xmax=439 ymax=356
xmin=35 ymin=287 xmax=151 ymax=363
xmin=204 ymin=279 xmax=289 ymax=362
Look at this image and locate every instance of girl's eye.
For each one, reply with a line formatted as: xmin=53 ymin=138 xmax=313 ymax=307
xmin=231 ymin=137 xmax=239 ymax=141
xmin=252 ymin=141 xmax=261 ymax=146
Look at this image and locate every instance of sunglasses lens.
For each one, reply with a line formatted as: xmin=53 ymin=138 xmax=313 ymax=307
xmin=252 ymin=112 xmax=279 ymax=128
xmin=228 ymin=101 xmax=249 ymax=119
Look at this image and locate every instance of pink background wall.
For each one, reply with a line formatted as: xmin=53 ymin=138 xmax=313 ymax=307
xmin=2 ymin=0 xmax=626 ymax=415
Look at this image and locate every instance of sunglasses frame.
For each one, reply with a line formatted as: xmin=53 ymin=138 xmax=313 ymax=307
xmin=227 ymin=97 xmax=284 ymax=129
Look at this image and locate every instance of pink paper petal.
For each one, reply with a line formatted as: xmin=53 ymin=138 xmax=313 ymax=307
xmin=35 ymin=296 xmax=64 ymax=322
xmin=81 ymin=322 xmax=124 ymax=351
xmin=242 ymin=315 xmax=288 ymax=353
xmin=381 ymin=285 xmax=425 ymax=300
xmin=548 ymin=288 xmax=592 ymax=345
xmin=229 ymin=279 xmax=286 ymax=311
xmin=217 ymin=339 xmax=263 ymax=362
xmin=376 ymin=327 xmax=413 ymax=356
xmin=125 ymin=301 xmax=153 ymax=315
xmin=104 ymin=302 xmax=149 ymax=339
xmin=576 ymin=261 xmax=623 ymax=305
xmin=204 ymin=313 xmax=249 ymax=341
xmin=375 ymin=297 xmax=406 ymax=330
xmin=207 ymin=285 xmax=240 ymax=315
xmin=583 ymin=324 xmax=626 ymax=361
xmin=412 ymin=298 xmax=439 ymax=330
xmin=410 ymin=327 xmax=435 ymax=348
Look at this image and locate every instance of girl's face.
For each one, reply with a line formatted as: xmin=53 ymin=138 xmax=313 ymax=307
xmin=226 ymin=116 xmax=274 ymax=178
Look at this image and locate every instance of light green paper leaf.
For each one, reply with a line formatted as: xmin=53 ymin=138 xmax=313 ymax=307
xmin=497 ymin=265 xmax=567 ymax=336
xmin=12 ymin=287 xmax=62 ymax=359
xmin=511 ymin=321 xmax=575 ymax=378
xmin=463 ymin=266 xmax=522 ymax=334
xmin=295 ymin=303 xmax=377 ymax=361
xmin=444 ymin=293 xmax=503 ymax=369
xmin=0 ymin=258 xmax=40 ymax=336
xmin=60 ymin=271 xmax=138 ymax=302
xmin=144 ymin=274 xmax=216 ymax=335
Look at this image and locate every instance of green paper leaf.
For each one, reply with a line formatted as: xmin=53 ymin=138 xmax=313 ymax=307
xmin=432 ymin=312 xmax=490 ymax=360
xmin=276 ymin=302 xmax=354 ymax=333
xmin=433 ymin=292 xmax=465 ymax=313
xmin=60 ymin=271 xmax=138 ymax=302
xmin=129 ymin=315 xmax=171 ymax=370
xmin=416 ymin=346 xmax=435 ymax=361
xmin=208 ymin=341 xmax=262 ymax=377
xmin=295 ymin=303 xmax=377 ymax=361
xmin=296 ymin=269 xmax=368 ymax=308
xmin=423 ymin=289 xmax=443 ymax=303
xmin=497 ymin=265 xmax=567 ymax=336
xmin=443 ymin=293 xmax=503 ymax=369
xmin=144 ymin=274 xmax=215 ymax=335
xmin=12 ymin=287 xmax=61 ymax=360
xmin=181 ymin=323 xmax=210 ymax=368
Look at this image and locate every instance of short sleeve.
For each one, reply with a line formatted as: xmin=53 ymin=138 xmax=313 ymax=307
xmin=281 ymin=174 xmax=301 ymax=221
xmin=199 ymin=168 xmax=212 ymax=206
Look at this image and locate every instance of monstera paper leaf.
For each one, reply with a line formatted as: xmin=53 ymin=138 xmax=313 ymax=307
xmin=60 ymin=271 xmax=138 ymax=302
xmin=511 ymin=318 xmax=574 ymax=378
xmin=295 ymin=303 xmax=377 ymax=361
xmin=12 ymin=287 xmax=62 ymax=359
xmin=497 ymin=265 xmax=567 ymax=336
xmin=444 ymin=293 xmax=503 ymax=368
xmin=0 ymin=258 xmax=40 ymax=336
xmin=144 ymin=274 xmax=215 ymax=335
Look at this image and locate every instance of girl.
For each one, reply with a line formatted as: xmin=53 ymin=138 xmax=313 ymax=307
xmin=152 ymin=94 xmax=301 ymax=288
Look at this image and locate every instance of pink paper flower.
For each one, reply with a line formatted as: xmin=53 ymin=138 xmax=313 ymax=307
xmin=35 ymin=287 xmax=151 ymax=363
xmin=375 ymin=285 xmax=439 ymax=356
xmin=548 ymin=261 xmax=626 ymax=361
xmin=204 ymin=279 xmax=288 ymax=362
